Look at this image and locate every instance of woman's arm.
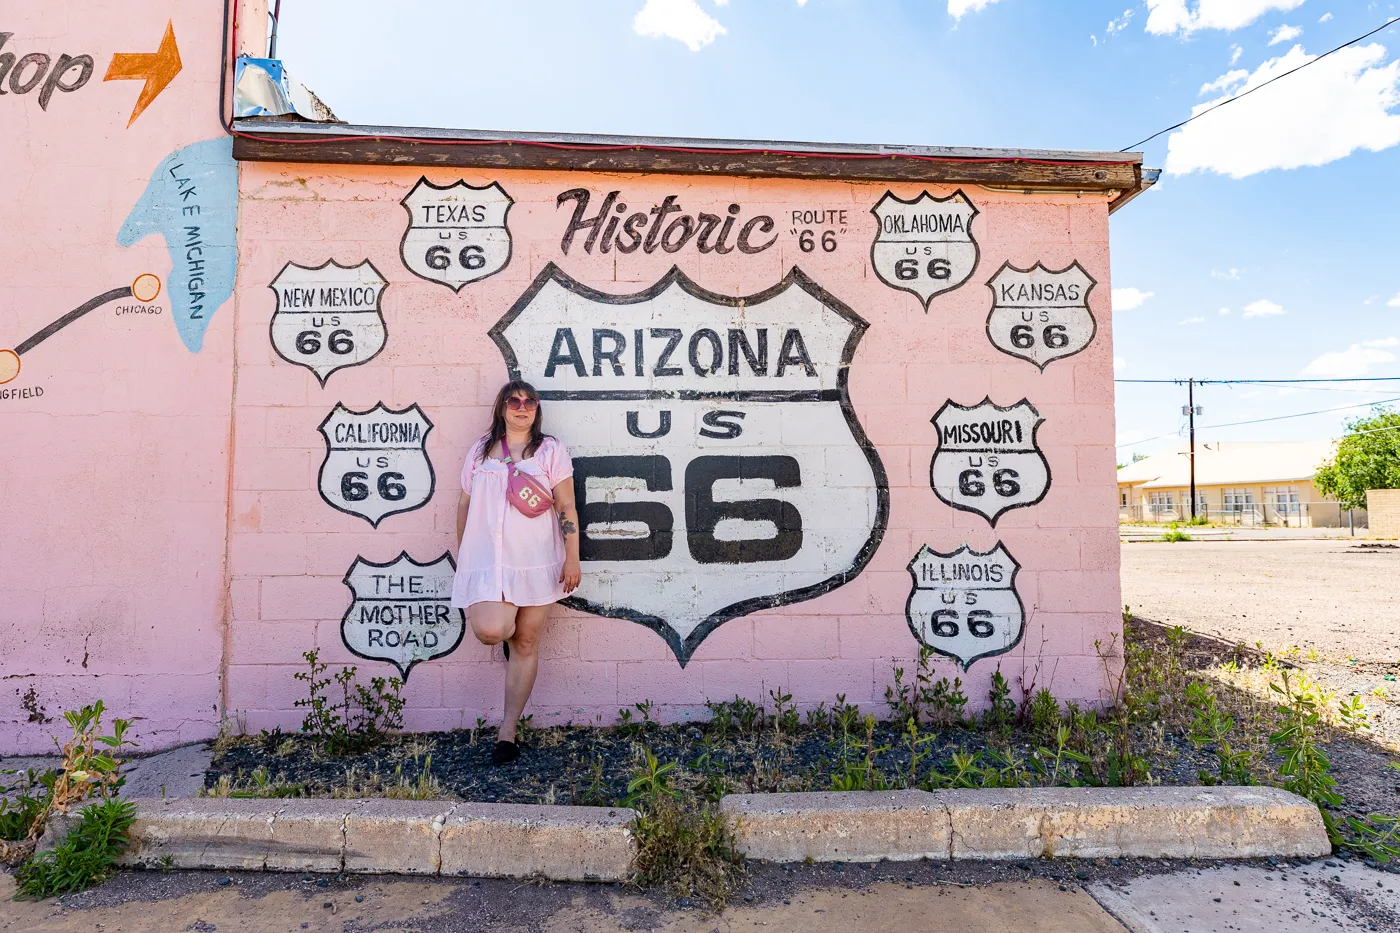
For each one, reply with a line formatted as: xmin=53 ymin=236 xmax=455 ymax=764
xmin=456 ymin=491 xmax=471 ymax=545
xmin=553 ymin=477 xmax=581 ymax=593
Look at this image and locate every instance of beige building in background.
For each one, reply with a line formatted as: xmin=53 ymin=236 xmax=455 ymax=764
xmin=1116 ymin=441 xmax=1362 ymax=528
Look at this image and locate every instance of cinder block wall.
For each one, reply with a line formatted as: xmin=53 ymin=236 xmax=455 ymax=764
xmin=1366 ymin=489 xmax=1400 ymax=538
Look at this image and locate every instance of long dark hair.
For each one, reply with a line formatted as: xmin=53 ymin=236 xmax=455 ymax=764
xmin=479 ymin=380 xmax=548 ymax=462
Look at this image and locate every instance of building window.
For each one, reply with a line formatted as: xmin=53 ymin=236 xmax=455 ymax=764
xmin=1120 ymin=490 xmax=1129 ymax=507
xmin=1148 ymin=492 xmax=1174 ymax=511
xmin=1223 ymin=488 xmax=1254 ymax=512
xmin=1266 ymin=486 xmax=1300 ymax=515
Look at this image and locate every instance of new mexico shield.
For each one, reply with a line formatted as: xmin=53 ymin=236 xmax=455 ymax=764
xmin=931 ymin=398 xmax=1050 ymax=526
xmin=870 ymin=190 xmax=979 ymax=309
xmin=400 ymin=177 xmax=512 ymax=291
xmin=985 ymin=261 xmax=1097 ymax=369
xmin=490 ymin=263 xmax=888 ymax=665
xmin=906 ymin=542 xmax=1024 ymax=671
xmin=318 ymin=403 xmax=435 ymax=527
xmin=268 ymin=259 xmax=387 ymax=385
xmin=341 ymin=551 xmax=465 ymax=680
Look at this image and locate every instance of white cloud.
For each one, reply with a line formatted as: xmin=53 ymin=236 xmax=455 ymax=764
xmin=1114 ymin=356 xmax=1128 ymax=373
xmin=1112 ymin=287 xmax=1154 ymax=311
xmin=1319 ymin=13 xmax=1333 ymax=23
xmin=1230 ymin=44 xmax=1243 ymax=65
xmin=633 ymin=0 xmax=727 ymax=51
xmin=1200 ymin=69 xmax=1249 ymax=95
xmin=1219 ymin=306 xmax=1231 ymax=315
xmin=1243 ymin=299 xmax=1285 ymax=317
xmin=1303 ymin=339 xmax=1399 ymax=377
xmin=1180 ymin=316 xmax=1206 ymax=325
xmin=1108 ymin=9 xmax=1134 ymax=35
xmin=949 ymin=0 xmax=1001 ymax=18
xmin=1146 ymin=0 xmax=1305 ymax=36
xmin=1165 ymin=43 xmax=1400 ymax=179
xmin=1388 ymin=292 xmax=1400 ymax=308
xmin=1269 ymin=24 xmax=1302 ymax=45
xmin=1211 ymin=267 xmax=1241 ymax=279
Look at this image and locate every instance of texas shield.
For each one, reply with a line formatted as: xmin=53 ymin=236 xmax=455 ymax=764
xmin=318 ymin=403 xmax=435 ymax=527
xmin=870 ymin=190 xmax=979 ymax=310
xmin=985 ymin=261 xmax=1097 ymax=369
xmin=268 ymin=259 xmax=387 ymax=385
xmin=906 ymin=543 xmax=1024 ymax=671
xmin=931 ymin=398 xmax=1050 ymax=526
xmin=490 ymin=263 xmax=888 ymax=665
xmin=341 ymin=551 xmax=465 ymax=680
xmin=400 ymin=177 xmax=512 ymax=291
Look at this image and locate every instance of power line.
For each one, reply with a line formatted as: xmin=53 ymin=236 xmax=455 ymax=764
xmin=1116 ymin=376 xmax=1400 ymax=384
xmin=1114 ymin=396 xmax=1400 ymax=448
xmin=1121 ymin=15 xmax=1400 ymax=152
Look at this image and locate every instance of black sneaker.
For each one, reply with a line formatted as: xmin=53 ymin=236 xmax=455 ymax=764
xmin=491 ymin=740 xmax=520 ymax=766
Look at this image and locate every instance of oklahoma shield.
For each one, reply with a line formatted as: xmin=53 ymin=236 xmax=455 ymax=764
xmin=906 ymin=542 xmax=1024 ymax=671
xmin=490 ymin=263 xmax=888 ymax=665
xmin=870 ymin=190 xmax=979 ymax=309
xmin=341 ymin=551 xmax=465 ymax=680
xmin=985 ymin=261 xmax=1097 ymax=369
xmin=318 ymin=403 xmax=435 ymax=527
xmin=931 ymin=398 xmax=1050 ymax=526
xmin=400 ymin=177 xmax=512 ymax=291
xmin=268 ymin=259 xmax=387 ymax=385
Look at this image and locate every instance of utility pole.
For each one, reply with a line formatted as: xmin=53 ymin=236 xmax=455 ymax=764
xmin=1180 ymin=379 xmax=1198 ymax=520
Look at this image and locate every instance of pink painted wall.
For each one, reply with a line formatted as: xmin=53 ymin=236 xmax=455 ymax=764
xmin=227 ymin=163 xmax=1122 ymax=734
xmin=1 ymin=3 xmax=233 ymax=752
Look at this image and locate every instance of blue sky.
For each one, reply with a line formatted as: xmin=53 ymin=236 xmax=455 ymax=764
xmin=272 ymin=0 xmax=1400 ymax=458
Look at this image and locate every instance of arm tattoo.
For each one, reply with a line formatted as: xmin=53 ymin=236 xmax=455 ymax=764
xmin=557 ymin=511 xmax=577 ymax=536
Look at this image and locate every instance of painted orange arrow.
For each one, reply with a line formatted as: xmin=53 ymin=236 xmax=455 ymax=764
xmin=104 ymin=21 xmax=182 ymax=127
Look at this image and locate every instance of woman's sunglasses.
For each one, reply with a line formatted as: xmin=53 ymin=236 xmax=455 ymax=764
xmin=505 ymin=396 xmax=538 ymax=411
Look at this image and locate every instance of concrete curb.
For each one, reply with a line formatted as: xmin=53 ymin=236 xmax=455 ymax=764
xmin=96 ymin=786 xmax=1327 ymax=879
xmin=720 ymin=786 xmax=1331 ymax=863
xmin=117 ymin=798 xmax=637 ymax=881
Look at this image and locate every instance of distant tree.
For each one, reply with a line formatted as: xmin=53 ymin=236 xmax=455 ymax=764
xmin=1314 ymin=407 xmax=1400 ymax=509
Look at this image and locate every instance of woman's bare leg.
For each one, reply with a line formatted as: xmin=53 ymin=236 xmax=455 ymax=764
xmin=469 ymin=601 xmax=518 ymax=646
xmin=500 ymin=604 xmax=551 ymax=743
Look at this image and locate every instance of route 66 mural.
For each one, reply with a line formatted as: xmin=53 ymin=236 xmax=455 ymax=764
xmin=318 ymin=403 xmax=435 ymax=527
xmin=341 ymin=552 xmax=464 ymax=680
xmin=268 ymin=260 xmax=388 ymax=385
xmin=870 ymin=190 xmax=979 ymax=310
xmin=490 ymin=263 xmax=888 ymax=664
xmin=906 ymin=542 xmax=1025 ymax=671
xmin=985 ymin=261 xmax=1097 ymax=369
xmin=400 ymin=178 xmax=512 ymax=291
xmin=930 ymin=398 xmax=1050 ymax=525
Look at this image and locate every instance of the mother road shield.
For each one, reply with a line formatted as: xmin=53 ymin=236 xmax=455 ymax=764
xmin=489 ymin=263 xmax=888 ymax=665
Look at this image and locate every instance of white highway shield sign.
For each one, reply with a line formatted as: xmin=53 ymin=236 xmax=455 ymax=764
xmin=906 ymin=542 xmax=1024 ymax=671
xmin=931 ymin=398 xmax=1050 ymax=526
xmin=400 ymin=178 xmax=512 ymax=291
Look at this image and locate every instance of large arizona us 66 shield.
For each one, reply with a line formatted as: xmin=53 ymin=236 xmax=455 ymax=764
xmin=490 ymin=263 xmax=888 ymax=665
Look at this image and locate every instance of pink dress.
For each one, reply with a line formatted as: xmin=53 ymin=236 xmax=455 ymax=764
xmin=451 ymin=435 xmax=574 ymax=609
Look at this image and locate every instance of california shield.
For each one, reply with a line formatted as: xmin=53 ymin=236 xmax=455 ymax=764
xmin=930 ymin=398 xmax=1050 ymax=526
xmin=490 ymin=263 xmax=888 ymax=665
xmin=870 ymin=190 xmax=979 ymax=309
xmin=318 ymin=403 xmax=435 ymax=527
xmin=906 ymin=542 xmax=1024 ymax=671
xmin=400 ymin=177 xmax=512 ymax=291
xmin=341 ymin=551 xmax=465 ymax=680
xmin=985 ymin=261 xmax=1097 ymax=369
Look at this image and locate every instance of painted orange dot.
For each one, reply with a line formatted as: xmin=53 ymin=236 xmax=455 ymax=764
xmin=0 ymin=349 xmax=20 ymax=385
xmin=132 ymin=273 xmax=162 ymax=303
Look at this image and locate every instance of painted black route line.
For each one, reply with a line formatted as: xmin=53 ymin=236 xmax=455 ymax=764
xmin=15 ymin=287 xmax=133 ymax=356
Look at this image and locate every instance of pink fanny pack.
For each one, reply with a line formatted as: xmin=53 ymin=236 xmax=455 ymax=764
xmin=502 ymin=438 xmax=554 ymax=518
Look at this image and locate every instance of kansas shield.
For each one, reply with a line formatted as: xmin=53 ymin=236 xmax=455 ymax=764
xmin=931 ymin=398 xmax=1050 ymax=526
xmin=341 ymin=551 xmax=465 ymax=680
xmin=318 ymin=403 xmax=435 ymax=527
xmin=906 ymin=542 xmax=1024 ymax=671
xmin=985 ymin=261 xmax=1097 ymax=369
xmin=268 ymin=259 xmax=387 ymax=385
xmin=400 ymin=177 xmax=512 ymax=291
xmin=870 ymin=190 xmax=979 ymax=310
xmin=490 ymin=263 xmax=888 ymax=665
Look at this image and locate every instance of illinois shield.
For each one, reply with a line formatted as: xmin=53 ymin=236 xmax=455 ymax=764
xmin=318 ymin=403 xmax=435 ymax=527
xmin=268 ymin=259 xmax=387 ymax=385
xmin=490 ymin=263 xmax=888 ymax=665
xmin=930 ymin=398 xmax=1050 ymax=526
xmin=906 ymin=542 xmax=1024 ymax=671
xmin=341 ymin=551 xmax=465 ymax=680
xmin=870 ymin=190 xmax=979 ymax=310
xmin=400 ymin=177 xmax=512 ymax=291
xmin=985 ymin=261 xmax=1097 ymax=369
